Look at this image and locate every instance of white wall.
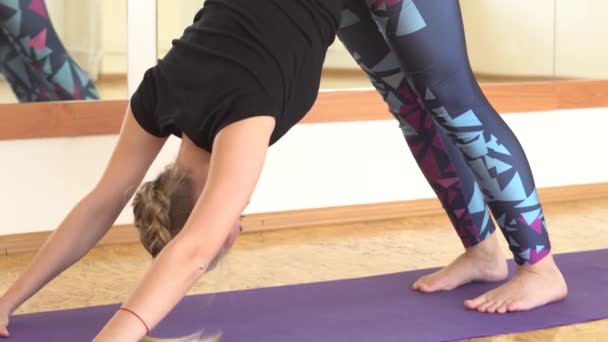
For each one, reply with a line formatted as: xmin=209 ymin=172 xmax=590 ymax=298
xmin=461 ymin=0 xmax=608 ymax=79
xmin=554 ymin=0 xmax=608 ymax=79
xmin=2 ymin=106 xmax=607 ymax=235
xmin=460 ymin=0 xmax=556 ymax=77
xmin=157 ymin=0 xmax=202 ymax=58
xmin=100 ymin=0 xmax=127 ymax=75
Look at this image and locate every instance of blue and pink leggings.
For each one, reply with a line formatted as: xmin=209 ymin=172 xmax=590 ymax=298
xmin=338 ymin=0 xmax=551 ymax=265
xmin=0 ymin=0 xmax=98 ymax=102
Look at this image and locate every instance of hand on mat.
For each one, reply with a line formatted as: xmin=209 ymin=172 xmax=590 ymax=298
xmin=0 ymin=309 xmax=9 ymax=337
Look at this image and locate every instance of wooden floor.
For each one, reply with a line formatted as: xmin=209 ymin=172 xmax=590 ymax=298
xmin=1 ymin=197 xmax=607 ymax=341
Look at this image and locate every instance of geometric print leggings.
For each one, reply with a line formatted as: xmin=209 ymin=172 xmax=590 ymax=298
xmin=0 ymin=0 xmax=99 ymax=102
xmin=338 ymin=0 xmax=551 ymax=265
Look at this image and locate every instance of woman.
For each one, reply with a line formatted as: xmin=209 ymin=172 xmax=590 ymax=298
xmin=0 ymin=0 xmax=343 ymax=340
xmin=336 ymin=0 xmax=567 ymax=313
xmin=0 ymin=0 xmax=566 ymax=340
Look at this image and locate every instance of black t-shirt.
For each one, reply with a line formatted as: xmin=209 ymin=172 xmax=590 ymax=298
xmin=130 ymin=0 xmax=346 ymax=151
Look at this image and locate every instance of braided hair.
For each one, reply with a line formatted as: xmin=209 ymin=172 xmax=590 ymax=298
xmin=133 ymin=165 xmax=194 ymax=257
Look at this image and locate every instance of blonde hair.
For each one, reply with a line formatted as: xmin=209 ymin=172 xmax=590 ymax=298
xmin=133 ymin=165 xmax=194 ymax=257
xmin=133 ymin=164 xmax=231 ymax=270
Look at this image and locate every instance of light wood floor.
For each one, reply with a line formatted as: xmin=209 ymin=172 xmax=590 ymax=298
xmin=1 ymin=197 xmax=607 ymax=341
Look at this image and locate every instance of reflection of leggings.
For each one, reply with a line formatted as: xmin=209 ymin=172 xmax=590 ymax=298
xmin=0 ymin=0 xmax=98 ymax=102
xmin=338 ymin=0 xmax=550 ymax=265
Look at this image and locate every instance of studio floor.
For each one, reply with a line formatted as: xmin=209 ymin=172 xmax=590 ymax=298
xmin=1 ymin=197 xmax=607 ymax=341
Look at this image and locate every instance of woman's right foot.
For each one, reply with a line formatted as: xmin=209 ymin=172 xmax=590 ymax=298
xmin=412 ymin=233 xmax=508 ymax=292
xmin=464 ymin=253 xmax=567 ymax=313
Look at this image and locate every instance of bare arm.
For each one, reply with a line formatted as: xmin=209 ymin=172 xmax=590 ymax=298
xmin=0 ymin=108 xmax=166 ymax=318
xmin=93 ymin=116 xmax=276 ymax=342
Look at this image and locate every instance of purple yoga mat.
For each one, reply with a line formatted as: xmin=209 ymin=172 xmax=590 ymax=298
xmin=9 ymin=249 xmax=608 ymax=341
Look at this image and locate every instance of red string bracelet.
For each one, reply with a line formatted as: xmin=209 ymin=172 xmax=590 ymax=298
xmin=118 ymin=307 xmax=150 ymax=335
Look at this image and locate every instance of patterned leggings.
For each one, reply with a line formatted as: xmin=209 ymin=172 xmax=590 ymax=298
xmin=0 ymin=0 xmax=98 ymax=102
xmin=337 ymin=0 xmax=550 ymax=265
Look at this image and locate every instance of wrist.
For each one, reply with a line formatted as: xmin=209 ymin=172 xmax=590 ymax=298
xmin=94 ymin=307 xmax=149 ymax=342
xmin=117 ymin=307 xmax=150 ymax=335
xmin=0 ymin=295 xmax=17 ymax=315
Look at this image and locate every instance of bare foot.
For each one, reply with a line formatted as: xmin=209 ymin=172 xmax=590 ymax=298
xmin=464 ymin=253 xmax=568 ymax=313
xmin=413 ymin=233 xmax=508 ymax=292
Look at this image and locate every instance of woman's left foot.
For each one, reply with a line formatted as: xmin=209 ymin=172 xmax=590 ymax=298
xmin=464 ymin=253 xmax=568 ymax=313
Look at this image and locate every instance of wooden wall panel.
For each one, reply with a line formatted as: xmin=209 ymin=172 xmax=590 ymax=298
xmin=0 ymin=100 xmax=126 ymax=140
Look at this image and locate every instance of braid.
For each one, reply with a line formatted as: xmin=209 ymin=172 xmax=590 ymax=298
xmin=133 ymin=165 xmax=193 ymax=257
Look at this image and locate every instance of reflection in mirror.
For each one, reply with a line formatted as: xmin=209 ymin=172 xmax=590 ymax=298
xmin=0 ymin=0 xmax=127 ymax=104
xmin=555 ymin=0 xmax=608 ymax=80
xmin=158 ymin=0 xmax=200 ymax=61
xmin=155 ymin=1 xmax=559 ymax=92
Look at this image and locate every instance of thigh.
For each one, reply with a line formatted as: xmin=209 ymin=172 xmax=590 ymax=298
xmin=371 ymin=0 xmax=469 ymax=74
xmin=338 ymin=0 xmax=394 ymax=68
xmin=369 ymin=0 xmax=483 ymax=115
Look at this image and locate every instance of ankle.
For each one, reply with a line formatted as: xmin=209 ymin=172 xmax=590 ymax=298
xmin=0 ymin=299 xmax=15 ymax=316
xmin=518 ymin=253 xmax=558 ymax=272
xmin=465 ymin=234 xmax=501 ymax=258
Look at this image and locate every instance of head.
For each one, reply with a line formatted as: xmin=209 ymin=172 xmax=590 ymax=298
xmin=133 ymin=164 xmax=239 ymax=265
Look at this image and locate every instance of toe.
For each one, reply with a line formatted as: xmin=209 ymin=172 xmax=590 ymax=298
xmin=412 ymin=275 xmax=429 ymax=288
xmin=478 ymin=299 xmax=496 ymax=313
xmin=416 ymin=284 xmax=431 ymax=293
xmin=412 ymin=279 xmax=426 ymax=292
xmin=413 ymin=276 xmax=439 ymax=293
xmin=507 ymin=299 xmax=530 ymax=312
xmin=506 ymin=302 xmax=519 ymax=312
xmin=487 ymin=300 xmax=503 ymax=313
xmin=496 ymin=300 xmax=511 ymax=314
xmin=464 ymin=294 xmax=487 ymax=310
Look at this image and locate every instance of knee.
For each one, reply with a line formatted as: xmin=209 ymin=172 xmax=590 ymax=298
xmin=416 ymin=67 xmax=483 ymax=116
